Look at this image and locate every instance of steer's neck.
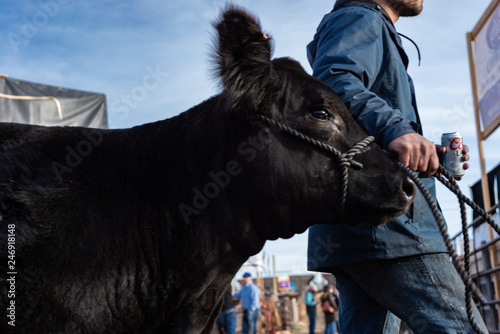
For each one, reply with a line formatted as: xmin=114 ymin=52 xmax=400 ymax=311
xmin=139 ymin=97 xmax=268 ymax=259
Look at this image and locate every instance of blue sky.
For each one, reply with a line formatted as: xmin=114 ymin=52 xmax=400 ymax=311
xmin=1 ymin=0 xmax=500 ymax=276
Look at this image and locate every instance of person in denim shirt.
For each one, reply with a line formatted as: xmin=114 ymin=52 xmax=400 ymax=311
xmin=234 ymin=273 xmax=260 ymax=334
xmin=306 ymin=0 xmax=487 ymax=333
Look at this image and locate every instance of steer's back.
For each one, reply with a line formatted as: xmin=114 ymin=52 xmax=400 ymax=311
xmin=0 ymin=121 xmax=178 ymax=333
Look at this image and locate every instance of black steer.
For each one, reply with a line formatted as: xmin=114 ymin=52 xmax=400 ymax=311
xmin=0 ymin=5 xmax=414 ymax=334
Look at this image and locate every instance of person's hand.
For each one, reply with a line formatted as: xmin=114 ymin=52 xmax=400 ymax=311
xmin=435 ymin=143 xmax=470 ymax=180
xmin=461 ymin=144 xmax=470 ymax=176
xmin=387 ymin=133 xmax=439 ymax=178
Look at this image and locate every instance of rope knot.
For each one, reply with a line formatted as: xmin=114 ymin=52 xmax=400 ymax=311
xmin=338 ymin=156 xmax=351 ymax=168
xmin=253 ymin=112 xmax=376 ymax=224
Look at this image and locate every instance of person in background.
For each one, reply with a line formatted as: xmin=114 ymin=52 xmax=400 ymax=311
xmin=321 ymin=285 xmax=339 ymax=334
xmin=234 ymin=273 xmax=260 ymax=334
xmin=306 ymin=0 xmax=487 ymax=333
xmin=217 ymin=287 xmax=237 ymax=334
xmin=305 ymin=284 xmax=318 ymax=334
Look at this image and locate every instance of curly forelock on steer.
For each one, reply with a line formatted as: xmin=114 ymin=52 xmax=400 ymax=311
xmin=212 ymin=5 xmax=276 ymax=111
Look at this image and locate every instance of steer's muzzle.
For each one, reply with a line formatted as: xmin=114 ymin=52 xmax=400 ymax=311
xmin=402 ymin=177 xmax=416 ymax=201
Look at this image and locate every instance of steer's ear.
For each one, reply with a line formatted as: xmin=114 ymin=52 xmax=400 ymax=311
xmin=212 ymin=5 xmax=275 ymax=111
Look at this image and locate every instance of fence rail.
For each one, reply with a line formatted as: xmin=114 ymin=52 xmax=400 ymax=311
xmin=451 ymin=203 xmax=500 ymax=332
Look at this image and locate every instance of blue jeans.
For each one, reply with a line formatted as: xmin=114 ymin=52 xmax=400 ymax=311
xmin=242 ymin=309 xmax=259 ymax=334
xmin=306 ymin=308 xmax=316 ymax=334
xmin=218 ymin=307 xmax=237 ymax=334
xmin=333 ymin=253 xmax=488 ymax=333
xmin=325 ymin=321 xmax=336 ymax=334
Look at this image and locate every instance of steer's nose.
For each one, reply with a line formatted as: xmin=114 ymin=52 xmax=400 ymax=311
xmin=402 ymin=177 xmax=416 ymax=200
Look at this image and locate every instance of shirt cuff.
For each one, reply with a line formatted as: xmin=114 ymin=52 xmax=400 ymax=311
xmin=380 ymin=120 xmax=417 ymax=149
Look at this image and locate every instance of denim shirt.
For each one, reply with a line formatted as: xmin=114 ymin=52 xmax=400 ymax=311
xmin=234 ymin=282 xmax=260 ymax=312
xmin=306 ymin=3 xmax=447 ymax=270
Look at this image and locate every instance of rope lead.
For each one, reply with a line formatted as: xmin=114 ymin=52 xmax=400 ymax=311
xmin=397 ymin=161 xmax=495 ymax=334
xmin=251 ymin=109 xmax=493 ymax=333
xmin=254 ymin=112 xmax=374 ymax=222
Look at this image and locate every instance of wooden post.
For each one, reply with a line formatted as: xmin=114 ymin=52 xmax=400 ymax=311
xmin=467 ymin=31 xmax=500 ymax=320
xmin=272 ymin=255 xmax=278 ymax=299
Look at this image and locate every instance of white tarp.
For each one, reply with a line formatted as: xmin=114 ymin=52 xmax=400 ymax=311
xmin=0 ymin=76 xmax=107 ymax=128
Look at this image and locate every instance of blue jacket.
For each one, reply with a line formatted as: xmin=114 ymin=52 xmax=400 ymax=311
xmin=306 ymin=2 xmax=447 ymax=270
xmin=305 ymin=290 xmax=316 ymax=307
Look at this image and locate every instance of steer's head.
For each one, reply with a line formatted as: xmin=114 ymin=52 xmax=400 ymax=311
xmin=212 ymin=6 xmax=415 ymax=238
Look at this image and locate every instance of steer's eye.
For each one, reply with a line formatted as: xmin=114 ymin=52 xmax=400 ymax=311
xmin=311 ymin=110 xmax=332 ymax=121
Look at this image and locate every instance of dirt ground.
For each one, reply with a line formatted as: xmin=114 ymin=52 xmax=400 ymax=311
xmin=291 ymin=312 xmax=327 ymax=334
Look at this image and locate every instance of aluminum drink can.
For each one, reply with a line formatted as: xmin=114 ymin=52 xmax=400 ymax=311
xmin=441 ymin=132 xmax=465 ymax=178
